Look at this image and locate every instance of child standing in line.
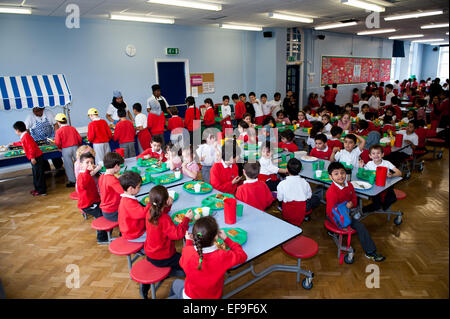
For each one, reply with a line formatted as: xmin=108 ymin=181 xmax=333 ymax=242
xmin=181 ymin=145 xmax=200 ymax=180
xmin=165 ymin=142 xmax=183 ymax=171
xmin=13 ymin=121 xmax=47 ymax=196
xmin=184 ymin=96 xmax=201 ymax=144
xmin=330 ymin=133 xmax=366 ymax=168
xmin=236 ymin=162 xmax=274 ymax=211
xmin=328 ymin=126 xmax=344 ymax=150
xmin=118 ymin=171 xmax=148 ymax=242
xmin=384 ymin=84 xmax=395 ymax=106
xmin=279 ymin=129 xmax=299 ymax=153
xmin=137 ymin=135 xmax=166 ymax=162
xmin=76 ymin=153 xmax=108 ymax=244
xmin=232 ymin=94 xmax=246 ymax=127
xmin=196 ymin=134 xmax=217 ymax=184
xmin=277 ymin=158 xmax=321 ymax=226
xmin=326 ymin=162 xmax=385 ymax=262
xmin=221 ymin=96 xmax=232 ymax=119
xmin=113 ymin=108 xmax=136 ymax=158
xmin=293 ymin=110 xmax=312 ymax=128
xmin=352 ymin=88 xmax=360 ymax=105
xmin=133 ymin=103 xmax=152 ymax=154
xmin=87 ymin=108 xmax=112 ymax=164
xmin=202 ymin=98 xmax=216 ymax=128
xmin=98 ymin=152 xmax=124 ymax=222
xmin=269 ymin=92 xmax=283 ymax=119
xmin=258 ymin=141 xmax=288 ymax=191
xmin=209 ymin=140 xmax=242 ymax=195
xmin=260 ymin=93 xmax=271 ymax=121
xmin=167 ymin=107 xmax=185 ymax=150
xmin=168 ymin=216 xmax=247 ymax=299
xmin=147 ymin=104 xmax=166 ymax=145
xmin=310 ymin=134 xmax=339 ymax=160
xmin=250 ymin=93 xmax=264 ymax=125
xmin=54 ymin=113 xmax=82 ymax=187
xmin=145 ymin=185 xmax=193 ymax=279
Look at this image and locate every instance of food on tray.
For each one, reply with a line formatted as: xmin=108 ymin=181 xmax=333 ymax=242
xmin=174 ymin=214 xmax=185 ymax=223
xmin=301 ymin=155 xmax=317 ymax=161
xmin=143 ymin=197 xmax=150 ymax=204
xmin=214 ymin=241 xmax=227 ymax=250
xmin=215 ymin=202 xmax=224 ymax=208
xmin=194 ymin=208 xmax=202 ymax=215
xmin=185 ymin=183 xmax=194 ymax=189
xmin=380 ymin=137 xmax=391 ymax=144
xmin=201 ymin=187 xmax=211 ymax=192
xmin=215 ymin=194 xmax=225 ymax=200
xmin=227 ymin=229 xmax=238 ymax=237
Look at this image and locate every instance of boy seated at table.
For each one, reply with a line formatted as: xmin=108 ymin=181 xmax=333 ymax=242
xmin=275 ymin=110 xmax=291 ymax=125
xmin=277 ymin=158 xmax=321 ymax=226
xmin=210 ymin=140 xmax=242 ymax=195
xmin=381 ymin=115 xmax=395 ymax=135
xmin=258 ymin=141 xmax=288 ymax=191
xmin=364 ymin=112 xmax=378 ymax=132
xmin=310 ymin=134 xmax=340 ymax=160
xmin=357 ymin=104 xmax=369 ymax=121
xmin=236 ymin=162 xmax=274 ymax=211
xmin=136 ymin=135 xmax=166 ymax=162
xmin=279 ymin=129 xmax=298 ymax=153
xmin=327 ymin=126 xmax=344 ymax=150
xmin=354 ymin=120 xmax=370 ymax=136
xmin=384 ymin=121 xmax=418 ymax=168
xmin=358 ymin=144 xmax=402 ymax=213
xmin=379 ymin=107 xmax=397 ymax=123
xmin=326 ymin=162 xmax=385 ymax=262
xmin=330 ymin=133 xmax=366 ymax=168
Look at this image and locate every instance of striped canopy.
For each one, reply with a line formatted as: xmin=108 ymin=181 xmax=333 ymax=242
xmin=0 ymin=74 xmax=72 ymax=111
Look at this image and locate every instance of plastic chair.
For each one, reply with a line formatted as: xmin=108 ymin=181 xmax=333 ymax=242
xmin=130 ymin=259 xmax=171 ymax=299
xmin=281 ymin=236 xmax=318 ymax=289
xmin=427 ymin=137 xmax=445 ymax=159
xmin=324 ymin=220 xmax=357 ymax=265
xmin=69 ymin=191 xmax=78 ymax=200
xmin=91 ymin=217 xmax=119 ymax=242
xmin=109 ymin=237 xmax=145 ymax=271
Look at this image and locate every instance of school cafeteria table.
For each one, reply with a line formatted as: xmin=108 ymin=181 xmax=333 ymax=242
xmin=298 ymin=158 xmax=404 ymax=224
xmin=165 ymin=183 xmax=302 ymax=299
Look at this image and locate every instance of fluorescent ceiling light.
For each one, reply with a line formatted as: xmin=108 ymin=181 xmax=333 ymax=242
xmin=357 ymin=28 xmax=396 ymax=35
xmin=268 ymin=12 xmax=313 ymax=23
xmin=384 ymin=10 xmax=443 ymax=21
xmin=341 ymin=0 xmax=385 ymax=12
xmin=314 ymin=21 xmax=358 ymax=30
xmin=147 ymin=0 xmax=221 ymax=11
xmin=110 ymin=14 xmax=174 ymax=24
xmin=412 ymin=38 xmax=445 ymax=43
xmin=421 ymin=23 xmax=449 ymax=29
xmin=388 ymin=34 xmax=424 ymax=39
xmin=220 ymin=24 xmax=262 ymax=31
xmin=0 ymin=6 xmax=32 ymax=14
xmin=446 ymin=32 xmax=449 ymax=35
xmin=433 ymin=42 xmax=449 ymax=45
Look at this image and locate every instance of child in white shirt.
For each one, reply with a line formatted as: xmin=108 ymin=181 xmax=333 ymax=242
xmin=221 ymin=95 xmax=232 ymax=119
xmin=331 ymin=133 xmax=366 ymax=168
xmin=258 ymin=141 xmax=288 ymax=191
xmin=196 ymin=133 xmax=218 ymax=184
xmin=357 ymin=104 xmax=370 ymax=120
xmin=321 ymin=114 xmax=332 ymax=134
xmin=260 ymin=93 xmax=272 ymax=117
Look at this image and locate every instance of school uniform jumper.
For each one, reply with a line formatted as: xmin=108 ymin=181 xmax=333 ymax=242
xmin=113 ymin=120 xmax=136 ymax=158
xmin=279 ymin=141 xmax=298 ymax=153
xmin=55 ymin=124 xmax=82 ymax=183
xmin=310 ymin=145 xmax=333 ymax=160
xmin=167 ymin=115 xmax=185 ymax=148
xmin=136 ymin=148 xmax=167 ymax=162
xmin=21 ymin=132 xmax=46 ymax=194
xmin=118 ymin=194 xmax=149 ymax=242
xmin=147 ymin=112 xmax=166 ymax=145
xmin=98 ymin=174 xmax=123 ymax=221
xmin=209 ymin=161 xmax=239 ymax=195
xmin=236 ymin=179 xmax=274 ymax=211
xmin=203 ymin=107 xmax=216 ymax=128
xmin=87 ymin=118 xmax=112 ymax=164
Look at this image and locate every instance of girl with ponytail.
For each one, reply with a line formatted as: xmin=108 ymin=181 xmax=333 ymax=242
xmin=168 ymin=216 xmax=247 ymax=299
xmin=144 ymin=185 xmax=193 ymax=279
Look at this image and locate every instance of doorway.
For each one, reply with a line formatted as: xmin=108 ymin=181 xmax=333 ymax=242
xmin=286 ymin=65 xmax=300 ymax=106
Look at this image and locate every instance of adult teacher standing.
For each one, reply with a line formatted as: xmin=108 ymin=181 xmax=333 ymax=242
xmin=106 ymin=90 xmax=133 ymax=124
xmin=146 ymin=84 xmax=172 ymax=116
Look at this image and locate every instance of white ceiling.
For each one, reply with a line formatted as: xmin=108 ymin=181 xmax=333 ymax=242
xmin=0 ymin=0 xmax=448 ymax=41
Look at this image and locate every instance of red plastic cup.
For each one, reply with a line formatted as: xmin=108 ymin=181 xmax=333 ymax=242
xmin=375 ymin=166 xmax=387 ymax=187
xmin=115 ymin=148 xmax=125 ymax=158
xmin=394 ymin=134 xmax=403 ymax=147
xmin=224 ymin=197 xmax=237 ymax=225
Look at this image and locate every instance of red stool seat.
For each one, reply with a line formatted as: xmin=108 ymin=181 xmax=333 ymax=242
xmin=282 ymin=236 xmax=318 ymax=259
xmin=305 ymin=209 xmax=312 ymax=216
xmin=324 ymin=220 xmax=357 ymax=235
xmin=130 ymin=259 xmax=171 ymax=284
xmin=91 ymin=217 xmax=119 ymax=231
xmin=394 ymin=189 xmax=406 ymax=200
xmin=427 ymin=138 xmax=445 ymax=144
xmin=109 ymin=237 xmax=144 ymax=256
xmin=69 ymin=191 xmax=78 ymax=200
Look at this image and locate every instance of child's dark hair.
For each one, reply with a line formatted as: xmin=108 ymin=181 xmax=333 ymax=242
xmin=152 ymin=135 xmax=163 ymax=145
xmin=80 ymin=152 xmax=95 ymax=163
xmin=262 ymin=116 xmax=276 ymax=126
xmin=386 ymin=107 xmax=395 ymax=115
xmin=408 ymin=120 xmax=417 ymax=129
xmin=386 ymin=84 xmax=393 ymax=90
xmin=315 ymin=133 xmax=328 ymax=143
xmin=324 ymin=85 xmax=330 ymax=91
xmin=364 ymin=112 xmax=375 ymax=121
xmin=147 ymin=185 xmax=169 ymax=226
xmin=353 ymin=88 xmax=359 ymax=93
xmin=322 ymin=114 xmax=331 ymax=122
xmin=238 ymin=120 xmax=249 ymax=129
xmin=239 ymin=93 xmax=246 ymax=98
xmin=119 ymin=171 xmax=142 ymax=191
xmin=361 ymin=104 xmax=369 ymax=111
xmin=192 ymin=216 xmax=219 ymax=270
xmin=170 ymin=106 xmax=178 ymax=115
xmin=276 ymin=110 xmax=285 ymax=117
xmin=13 ymin=121 xmax=26 ymax=132
xmin=132 ymin=103 xmax=142 ymax=112
xmin=274 ymin=92 xmax=281 ymax=98
xmin=287 ymin=158 xmax=302 ymax=175
xmin=117 ymin=108 xmax=127 ymax=118
xmin=369 ymin=144 xmax=384 ymax=153
xmin=164 ymin=141 xmax=182 ymax=157
xmin=328 ymin=161 xmax=345 ymax=175
xmin=391 ymin=96 xmax=399 ymax=105
xmin=249 ymin=92 xmax=256 ymax=97
xmin=330 ymin=126 xmax=343 ymax=137
xmin=231 ymin=93 xmax=239 ymax=100
xmin=186 ymin=96 xmax=195 ymax=106
xmin=358 ymin=120 xmax=369 ymax=130
xmin=221 ymin=140 xmax=241 ymax=161
xmin=317 ymin=107 xmax=327 ymax=114
xmin=384 ymin=115 xmax=393 ymax=123
xmin=204 ymin=98 xmax=214 ymax=106
xmin=302 ymin=106 xmax=311 ymax=113
xmin=416 ymin=119 xmax=425 ymax=128
xmin=310 ymin=121 xmax=324 ymax=139
xmin=223 ymin=95 xmax=230 ymax=101
xmin=344 ymin=133 xmax=357 ymax=144
xmin=103 ymin=152 xmax=124 ymax=169
xmin=280 ymin=129 xmax=295 ymax=142
xmin=332 ymin=83 xmax=337 ymax=88
xmin=243 ymin=162 xmax=260 ymax=179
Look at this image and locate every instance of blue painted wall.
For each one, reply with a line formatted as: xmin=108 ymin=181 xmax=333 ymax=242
xmin=421 ymin=44 xmax=440 ymax=79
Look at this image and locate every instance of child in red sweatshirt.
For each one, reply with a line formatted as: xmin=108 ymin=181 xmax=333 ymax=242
xmin=13 ymin=121 xmax=47 ymax=196
xmin=279 ymin=129 xmax=299 ymax=153
xmin=113 ymin=108 xmax=136 ymax=158
xmin=292 ymin=111 xmax=312 ymax=128
xmin=76 ymin=153 xmax=108 ymax=244
xmin=184 ymin=96 xmax=201 ymax=144
xmin=233 ymin=94 xmax=247 ymax=125
xmin=98 ymin=152 xmax=124 ymax=222
xmin=210 ymin=140 xmax=243 ymax=195
xmin=167 ymin=106 xmax=184 ymax=148
xmin=118 ymin=171 xmax=149 ymax=242
xmin=310 ymin=134 xmax=339 ymax=160
xmin=136 ymin=135 xmax=167 ymax=162
xmin=327 ymin=126 xmax=344 ymax=150
xmin=144 ymin=185 xmax=193 ymax=290
xmin=87 ymin=108 xmax=112 ymax=164
xmin=168 ymin=216 xmax=247 ymax=299
xmin=202 ymin=98 xmax=216 ymax=128
xmin=326 ymin=162 xmax=385 ymax=262
xmin=236 ymin=162 xmax=274 ymax=211
xmin=147 ymin=108 xmax=166 ymax=145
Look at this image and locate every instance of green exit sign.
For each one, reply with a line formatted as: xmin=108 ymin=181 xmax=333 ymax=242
xmin=166 ymin=48 xmax=180 ymax=55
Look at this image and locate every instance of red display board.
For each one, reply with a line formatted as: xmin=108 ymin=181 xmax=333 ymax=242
xmin=321 ymin=56 xmax=391 ymax=86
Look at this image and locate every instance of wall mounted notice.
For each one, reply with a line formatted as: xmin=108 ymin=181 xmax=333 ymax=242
xmin=321 ymin=56 xmax=391 ymax=86
xmin=190 ymin=73 xmax=215 ymax=94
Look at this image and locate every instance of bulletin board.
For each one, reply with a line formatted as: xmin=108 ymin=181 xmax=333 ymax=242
xmin=321 ymin=56 xmax=391 ymax=86
xmin=190 ymin=73 xmax=215 ymax=95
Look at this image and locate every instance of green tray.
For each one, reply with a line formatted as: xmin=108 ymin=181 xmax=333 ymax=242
xmin=140 ymin=174 xmax=153 ymax=185
xmin=201 ymin=193 xmax=235 ymax=210
xmin=183 ymin=181 xmax=213 ymax=194
xmin=39 ymin=145 xmax=57 ymax=151
xmin=340 ymin=162 xmax=353 ymax=170
xmin=145 ymin=162 xmax=169 ymax=174
xmin=243 ymin=144 xmax=259 ymax=151
xmin=243 ymin=150 xmax=261 ymax=160
xmin=4 ymin=150 xmax=25 ymax=157
xmin=278 ymin=161 xmax=287 ymax=169
xmin=152 ymin=172 xmax=183 ymax=185
xmin=216 ymin=228 xmax=247 ymax=250
xmin=171 ymin=207 xmax=202 ymax=226
xmin=356 ymin=169 xmax=376 ymax=184
xmin=140 ymin=191 xmax=179 ymax=206
xmin=278 ymin=125 xmax=295 ymax=132
xmin=136 ymin=158 xmax=159 ymax=167
xmin=313 ymin=170 xmax=332 ymax=182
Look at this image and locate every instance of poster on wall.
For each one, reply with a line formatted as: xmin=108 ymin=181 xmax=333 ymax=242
xmin=321 ymin=56 xmax=391 ymax=86
xmin=190 ymin=73 xmax=215 ymax=94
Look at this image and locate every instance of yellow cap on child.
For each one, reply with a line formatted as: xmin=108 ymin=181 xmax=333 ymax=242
xmin=88 ymin=108 xmax=99 ymax=116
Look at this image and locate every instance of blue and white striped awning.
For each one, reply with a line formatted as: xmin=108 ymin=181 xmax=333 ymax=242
xmin=0 ymin=74 xmax=72 ymax=111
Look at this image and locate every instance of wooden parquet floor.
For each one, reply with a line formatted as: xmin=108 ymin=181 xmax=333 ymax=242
xmin=0 ymin=150 xmax=448 ymax=299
